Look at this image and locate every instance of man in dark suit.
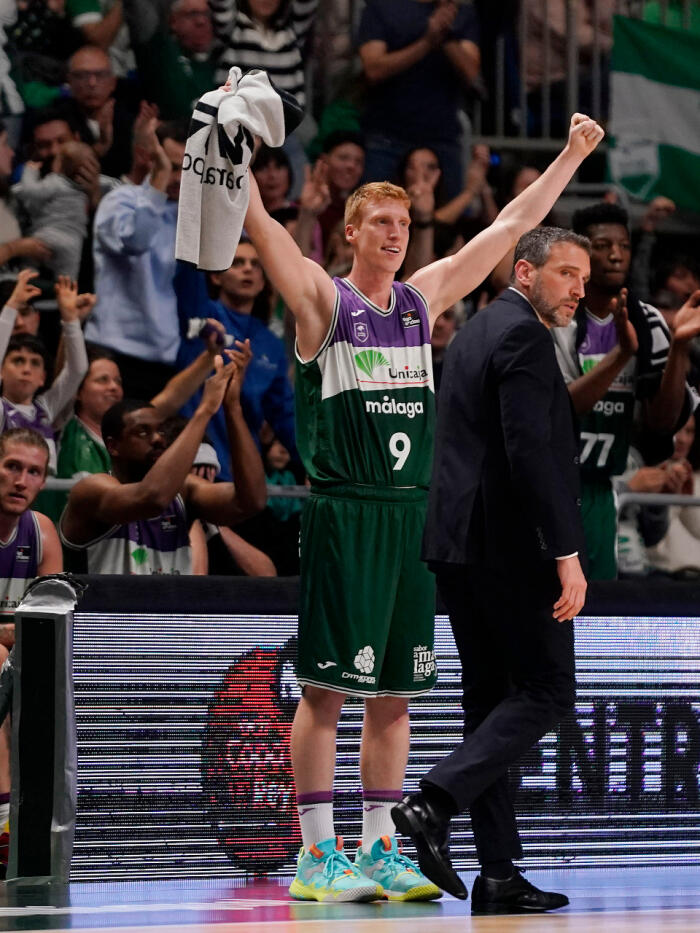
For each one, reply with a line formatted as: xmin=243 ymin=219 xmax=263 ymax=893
xmin=393 ymin=226 xmax=590 ymax=913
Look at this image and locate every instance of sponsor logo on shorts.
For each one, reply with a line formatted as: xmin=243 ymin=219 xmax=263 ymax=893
xmin=342 ymin=671 xmax=376 ymax=684
xmin=413 ymin=645 xmax=436 ymax=682
xmin=365 ymin=395 xmax=424 ymax=419
xmin=354 ymin=645 xmax=375 ymax=674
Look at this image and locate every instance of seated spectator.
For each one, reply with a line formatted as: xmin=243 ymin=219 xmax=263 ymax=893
xmin=0 ymin=427 xmax=62 ymax=866
xmin=124 ymin=0 xmax=216 ymax=121
xmin=66 ymin=0 xmax=134 ymax=78
xmin=11 ymin=141 xmax=96 ymax=280
xmin=84 ymin=120 xmax=186 ymax=398
xmin=646 ymin=415 xmax=700 ymax=577
xmin=59 ymin=352 xmax=267 ymax=574
xmin=0 ymin=272 xmax=89 ymax=472
xmin=176 ymin=238 xmax=296 ymax=481
xmin=358 ymin=0 xmax=480 ymax=201
xmin=62 ymin=44 xmax=138 ymax=178
xmin=189 ymin=439 xmax=277 ymax=576
xmin=45 ymin=321 xmax=226 ymax=522
xmin=315 ymin=130 xmax=364 ymax=253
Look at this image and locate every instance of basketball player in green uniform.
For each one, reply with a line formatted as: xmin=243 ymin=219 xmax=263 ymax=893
xmin=242 ymin=114 xmax=604 ymax=902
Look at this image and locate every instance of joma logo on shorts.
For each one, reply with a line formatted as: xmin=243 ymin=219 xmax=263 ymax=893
xmin=365 ymin=396 xmax=424 ymax=419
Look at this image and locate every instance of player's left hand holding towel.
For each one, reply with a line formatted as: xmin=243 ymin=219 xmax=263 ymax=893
xmin=175 ymin=66 xmax=303 ymax=272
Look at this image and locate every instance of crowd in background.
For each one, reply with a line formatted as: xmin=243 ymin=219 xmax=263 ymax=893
xmin=0 ymin=0 xmax=697 ymax=582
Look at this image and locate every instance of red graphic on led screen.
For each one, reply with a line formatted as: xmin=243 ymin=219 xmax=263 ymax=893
xmin=201 ymin=637 xmax=301 ymax=870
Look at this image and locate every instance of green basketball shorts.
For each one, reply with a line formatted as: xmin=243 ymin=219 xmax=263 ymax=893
xmin=297 ymin=485 xmax=437 ymax=698
xmin=581 ymin=477 xmax=617 ymax=581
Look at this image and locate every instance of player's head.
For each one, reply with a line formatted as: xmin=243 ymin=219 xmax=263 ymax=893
xmin=572 ymin=202 xmax=630 ymax=294
xmin=0 ymin=278 xmax=40 ymax=336
xmin=1 ymin=335 xmax=49 ymax=404
xmin=101 ymin=399 xmax=164 ymax=480
xmin=76 ymin=348 xmax=124 ymax=423
xmin=0 ymin=428 xmax=50 ymax=517
xmin=512 ymin=226 xmax=591 ymax=328
xmin=344 ymin=182 xmax=411 ymax=274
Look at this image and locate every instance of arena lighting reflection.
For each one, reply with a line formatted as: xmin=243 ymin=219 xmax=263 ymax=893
xmin=71 ymin=613 xmax=700 ymax=881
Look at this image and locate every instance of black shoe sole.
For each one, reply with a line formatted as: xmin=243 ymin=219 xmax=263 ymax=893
xmin=391 ymin=803 xmax=468 ymax=901
xmin=472 ymin=898 xmax=569 ymax=915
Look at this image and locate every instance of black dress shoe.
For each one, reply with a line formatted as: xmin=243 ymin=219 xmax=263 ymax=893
xmin=391 ymin=793 xmax=467 ymax=900
xmin=471 ymin=869 xmax=569 ymax=914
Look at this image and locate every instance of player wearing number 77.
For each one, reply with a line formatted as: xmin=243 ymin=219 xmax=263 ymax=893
xmin=551 ymin=202 xmax=699 ymax=580
xmin=243 ymin=113 xmax=604 ymax=903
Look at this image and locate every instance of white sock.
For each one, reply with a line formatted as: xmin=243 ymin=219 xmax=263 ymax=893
xmin=0 ymin=801 xmax=8 ymax=828
xmin=296 ymin=794 xmax=335 ymax=851
xmin=361 ymin=793 xmax=402 ymax=852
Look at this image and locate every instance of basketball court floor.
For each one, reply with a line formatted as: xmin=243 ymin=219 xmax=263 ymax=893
xmin=1 ymin=868 xmax=699 ymax=932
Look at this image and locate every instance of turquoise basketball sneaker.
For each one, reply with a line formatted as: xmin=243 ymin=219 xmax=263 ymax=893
xmin=289 ymin=836 xmax=383 ymax=902
xmin=355 ymin=835 xmax=443 ymax=901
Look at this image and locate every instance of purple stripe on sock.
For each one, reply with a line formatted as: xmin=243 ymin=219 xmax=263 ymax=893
xmin=0 ymin=793 xmax=8 ymax=804
xmin=362 ymin=789 xmax=403 ymax=802
xmin=296 ymin=791 xmax=334 ymax=805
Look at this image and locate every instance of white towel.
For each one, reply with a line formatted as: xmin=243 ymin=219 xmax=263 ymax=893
xmin=175 ymin=66 xmax=303 ymax=271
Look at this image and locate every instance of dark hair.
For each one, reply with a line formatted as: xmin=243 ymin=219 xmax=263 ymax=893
xmin=322 ymin=130 xmax=365 ymax=155
xmin=101 ymin=398 xmax=153 ymax=443
xmin=651 ymin=254 xmax=700 ymax=297
xmin=253 ymin=143 xmax=293 ymax=193
xmin=156 ymin=119 xmax=189 ymax=146
xmin=571 ymin=202 xmax=629 ymax=237
xmin=238 ymin=0 xmax=290 ymax=29
xmin=4 ymin=334 xmax=49 ymax=371
xmin=0 ymin=427 xmax=50 ymax=470
xmin=29 ymin=105 xmax=80 ymax=138
xmin=74 ymin=346 xmax=120 ymax=412
xmin=512 ymin=226 xmax=591 ymax=270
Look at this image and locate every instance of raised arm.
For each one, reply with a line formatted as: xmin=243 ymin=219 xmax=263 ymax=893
xmin=184 ymin=341 xmax=267 ymax=525
xmin=409 ymin=114 xmax=605 ymax=326
xmin=245 ymin=171 xmax=336 ymax=360
xmin=150 ymin=321 xmax=225 ymax=418
xmin=62 ymin=359 xmax=236 ymax=537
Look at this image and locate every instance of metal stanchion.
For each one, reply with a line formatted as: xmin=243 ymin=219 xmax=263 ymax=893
xmin=6 ymin=575 xmax=85 ymax=885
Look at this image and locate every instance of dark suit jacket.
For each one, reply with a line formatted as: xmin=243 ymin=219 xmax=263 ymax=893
xmin=423 ymin=288 xmax=585 ymax=571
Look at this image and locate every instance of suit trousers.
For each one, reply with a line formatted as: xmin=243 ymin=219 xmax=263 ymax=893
xmin=422 ymin=562 xmax=576 ymax=863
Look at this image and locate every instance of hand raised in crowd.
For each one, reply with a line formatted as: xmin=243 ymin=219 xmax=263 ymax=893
xmin=669 ymin=289 xmax=700 ymax=345
xmin=202 ymin=318 xmax=227 ymax=355
xmin=566 ymin=113 xmax=605 ymax=159
xmin=54 ymin=275 xmax=97 ymax=322
xmin=145 ymin=121 xmax=172 ymax=194
xmin=199 ymin=354 xmax=239 ymax=416
xmin=93 ymin=99 xmax=115 ymax=158
xmin=425 ymin=0 xmax=457 ymax=47
xmin=406 ymin=169 xmax=436 ymax=225
xmin=299 ymin=161 xmax=331 ymax=216
xmin=131 ymin=101 xmax=160 ymax=177
xmin=69 ymin=143 xmax=102 ymax=209
xmin=611 ymin=288 xmax=638 ymax=357
xmin=641 ymin=196 xmax=676 ymax=234
xmin=223 ymin=339 xmax=253 ymax=406
xmin=7 ymin=269 xmax=42 ymax=310
xmin=465 ymin=144 xmax=490 ymax=194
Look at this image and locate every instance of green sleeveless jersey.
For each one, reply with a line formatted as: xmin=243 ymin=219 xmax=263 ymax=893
xmin=295 ymin=278 xmax=435 ymax=489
